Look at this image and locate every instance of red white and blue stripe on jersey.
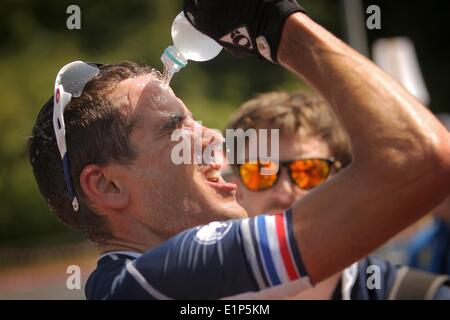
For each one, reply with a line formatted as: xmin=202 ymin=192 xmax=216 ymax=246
xmin=239 ymin=208 xmax=309 ymax=289
xmin=86 ymin=208 xmax=310 ymax=299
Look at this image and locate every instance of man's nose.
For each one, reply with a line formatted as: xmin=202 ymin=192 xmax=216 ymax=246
xmin=202 ymin=126 xmax=224 ymax=146
xmin=201 ymin=125 xmax=225 ymax=164
xmin=269 ymin=167 xmax=296 ymax=210
xmin=273 ymin=168 xmax=300 ymax=201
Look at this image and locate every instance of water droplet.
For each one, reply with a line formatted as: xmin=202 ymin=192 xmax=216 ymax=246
xmin=162 ymin=63 xmax=175 ymax=88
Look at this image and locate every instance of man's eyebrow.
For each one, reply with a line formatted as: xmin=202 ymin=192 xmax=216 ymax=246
xmin=161 ymin=112 xmax=187 ymax=131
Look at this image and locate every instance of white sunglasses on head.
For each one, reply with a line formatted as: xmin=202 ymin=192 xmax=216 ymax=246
xmin=53 ymin=61 xmax=101 ymax=211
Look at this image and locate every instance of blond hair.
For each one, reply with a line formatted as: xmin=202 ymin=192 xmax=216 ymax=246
xmin=225 ymin=90 xmax=352 ymax=167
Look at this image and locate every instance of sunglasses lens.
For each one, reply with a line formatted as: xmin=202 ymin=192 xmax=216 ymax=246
xmin=239 ymin=162 xmax=278 ymax=191
xmin=289 ymin=159 xmax=331 ymax=190
xmin=59 ymin=61 xmax=100 ymax=97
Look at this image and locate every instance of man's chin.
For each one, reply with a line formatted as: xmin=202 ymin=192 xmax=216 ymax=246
xmin=194 ymin=174 xmax=247 ymax=220
xmin=211 ymin=199 xmax=248 ymax=221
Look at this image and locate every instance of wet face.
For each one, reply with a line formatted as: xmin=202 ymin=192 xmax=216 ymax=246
xmin=233 ymin=131 xmax=331 ymax=217
xmin=110 ymin=74 xmax=246 ymax=238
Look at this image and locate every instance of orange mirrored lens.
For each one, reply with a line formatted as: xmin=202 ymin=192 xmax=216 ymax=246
xmin=239 ymin=162 xmax=278 ymax=191
xmin=289 ymin=159 xmax=331 ymax=190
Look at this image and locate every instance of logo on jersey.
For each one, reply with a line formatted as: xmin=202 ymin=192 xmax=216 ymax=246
xmin=220 ymin=26 xmax=253 ymax=50
xmin=194 ymin=221 xmax=232 ymax=245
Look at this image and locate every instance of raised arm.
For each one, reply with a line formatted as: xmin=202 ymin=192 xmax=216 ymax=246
xmin=183 ymin=0 xmax=450 ymax=285
xmin=279 ymin=13 xmax=450 ymax=283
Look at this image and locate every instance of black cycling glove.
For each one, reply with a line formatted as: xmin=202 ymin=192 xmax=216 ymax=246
xmin=183 ymin=0 xmax=305 ymax=63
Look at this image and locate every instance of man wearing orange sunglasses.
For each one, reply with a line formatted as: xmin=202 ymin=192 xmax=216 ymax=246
xmin=224 ymin=91 xmax=450 ymax=300
xmin=225 ymin=91 xmax=351 ymax=218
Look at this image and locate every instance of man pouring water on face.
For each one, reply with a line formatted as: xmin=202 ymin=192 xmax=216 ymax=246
xmin=28 ymin=0 xmax=450 ymax=299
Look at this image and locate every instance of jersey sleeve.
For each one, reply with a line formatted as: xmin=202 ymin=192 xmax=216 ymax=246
xmin=107 ymin=209 xmax=310 ymax=299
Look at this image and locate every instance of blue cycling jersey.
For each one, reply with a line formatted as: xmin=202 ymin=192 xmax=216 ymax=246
xmin=86 ymin=209 xmax=311 ymax=299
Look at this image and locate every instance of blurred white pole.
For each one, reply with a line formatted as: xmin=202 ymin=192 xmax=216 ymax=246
xmin=372 ymin=37 xmax=430 ymax=106
xmin=341 ymin=0 xmax=369 ymax=56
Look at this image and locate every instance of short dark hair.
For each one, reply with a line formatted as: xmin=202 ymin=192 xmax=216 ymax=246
xmin=28 ymin=61 xmax=152 ymax=244
xmin=225 ymin=90 xmax=352 ymax=168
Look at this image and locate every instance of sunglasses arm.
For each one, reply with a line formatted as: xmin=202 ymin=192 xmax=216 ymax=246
xmin=53 ymin=85 xmax=71 ymax=157
xmin=53 ymin=85 xmax=79 ymax=212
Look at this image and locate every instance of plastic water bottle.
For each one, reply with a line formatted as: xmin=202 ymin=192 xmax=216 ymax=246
xmin=161 ymin=12 xmax=222 ymax=86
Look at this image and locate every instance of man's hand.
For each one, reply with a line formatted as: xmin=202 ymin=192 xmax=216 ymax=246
xmin=183 ymin=0 xmax=305 ymax=62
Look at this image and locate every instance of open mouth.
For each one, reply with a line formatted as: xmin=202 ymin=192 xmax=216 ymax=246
xmin=200 ymin=163 xmax=237 ymax=193
xmin=205 ymin=168 xmax=221 ymax=183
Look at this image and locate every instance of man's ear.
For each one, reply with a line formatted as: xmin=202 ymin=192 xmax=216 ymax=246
xmin=79 ymin=164 xmax=129 ymax=210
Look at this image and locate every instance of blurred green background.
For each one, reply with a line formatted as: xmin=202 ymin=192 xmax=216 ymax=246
xmin=0 ymin=0 xmax=448 ymax=250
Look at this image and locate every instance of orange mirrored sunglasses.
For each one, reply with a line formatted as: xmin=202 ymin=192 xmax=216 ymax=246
xmin=237 ymin=158 xmax=340 ymax=192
